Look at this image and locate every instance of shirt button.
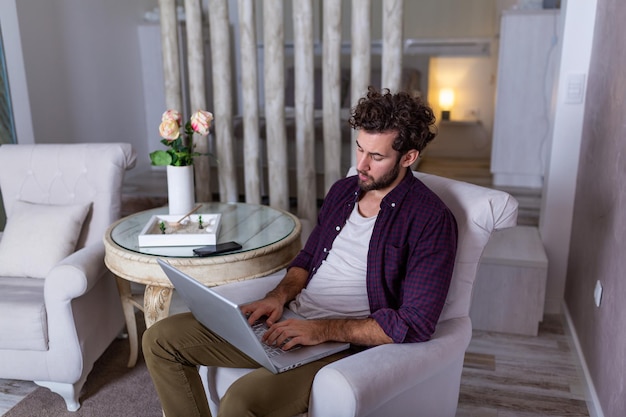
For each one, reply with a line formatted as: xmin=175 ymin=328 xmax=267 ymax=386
xmin=335 ymin=226 xmax=341 ymax=231
xmin=323 ymin=248 xmax=327 ymax=252
xmin=391 ymin=202 xmax=396 ymax=208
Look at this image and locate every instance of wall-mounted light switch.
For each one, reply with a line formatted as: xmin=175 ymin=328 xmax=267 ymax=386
xmin=565 ymin=73 xmax=586 ymax=104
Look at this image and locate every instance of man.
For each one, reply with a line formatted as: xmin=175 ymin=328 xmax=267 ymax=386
xmin=143 ymin=87 xmax=458 ymax=417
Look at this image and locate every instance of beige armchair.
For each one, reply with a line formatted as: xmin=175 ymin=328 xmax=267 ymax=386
xmin=0 ymin=143 xmax=136 ymax=411
xmin=200 ymin=169 xmax=518 ymax=417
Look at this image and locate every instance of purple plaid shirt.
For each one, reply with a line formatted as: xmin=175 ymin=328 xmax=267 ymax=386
xmin=289 ymin=169 xmax=457 ymax=343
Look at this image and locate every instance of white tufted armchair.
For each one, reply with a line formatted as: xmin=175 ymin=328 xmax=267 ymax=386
xmin=0 ymin=143 xmax=136 ymax=411
xmin=200 ymin=169 xmax=519 ymax=417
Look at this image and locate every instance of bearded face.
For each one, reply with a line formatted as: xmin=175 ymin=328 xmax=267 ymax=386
xmin=357 ymin=156 xmax=402 ymax=192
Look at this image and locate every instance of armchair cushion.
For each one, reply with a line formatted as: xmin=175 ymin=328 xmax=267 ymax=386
xmin=0 ymin=277 xmax=47 ymax=350
xmin=0 ymin=201 xmax=90 ymax=278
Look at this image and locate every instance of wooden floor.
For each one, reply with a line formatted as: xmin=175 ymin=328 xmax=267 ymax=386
xmin=458 ymin=315 xmax=590 ymax=416
xmin=422 ymin=157 xmax=589 ymax=416
xmin=0 ymin=379 xmax=35 ymax=415
xmin=0 ymin=156 xmax=591 ymax=416
xmin=0 ymin=315 xmax=591 ymax=416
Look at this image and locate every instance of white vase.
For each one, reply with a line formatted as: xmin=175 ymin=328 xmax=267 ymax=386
xmin=167 ymin=165 xmax=195 ymax=215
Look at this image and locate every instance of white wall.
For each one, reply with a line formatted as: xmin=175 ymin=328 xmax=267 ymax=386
xmin=5 ymin=0 xmax=151 ymax=169
xmin=539 ymin=0 xmax=598 ymax=314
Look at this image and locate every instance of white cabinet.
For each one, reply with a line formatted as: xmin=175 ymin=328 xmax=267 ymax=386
xmin=470 ymin=226 xmax=548 ymax=336
xmin=491 ymin=10 xmax=559 ymax=188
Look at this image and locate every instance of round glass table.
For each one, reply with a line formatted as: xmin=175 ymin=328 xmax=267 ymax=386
xmin=103 ymin=202 xmax=301 ymax=367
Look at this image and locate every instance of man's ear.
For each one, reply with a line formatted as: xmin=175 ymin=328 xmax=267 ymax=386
xmin=401 ymin=150 xmax=419 ymax=168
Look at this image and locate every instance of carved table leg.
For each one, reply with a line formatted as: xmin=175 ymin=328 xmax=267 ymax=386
xmin=144 ymin=284 xmax=174 ymax=328
xmin=115 ymin=276 xmax=140 ymax=368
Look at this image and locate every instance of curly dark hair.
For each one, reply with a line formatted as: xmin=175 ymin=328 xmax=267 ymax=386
xmin=349 ymin=86 xmax=437 ymax=154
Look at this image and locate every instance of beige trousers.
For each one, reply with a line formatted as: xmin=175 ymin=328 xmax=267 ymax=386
xmin=143 ymin=312 xmax=352 ymax=417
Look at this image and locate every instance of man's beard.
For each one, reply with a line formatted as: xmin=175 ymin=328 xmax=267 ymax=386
xmin=358 ymin=161 xmax=401 ymax=192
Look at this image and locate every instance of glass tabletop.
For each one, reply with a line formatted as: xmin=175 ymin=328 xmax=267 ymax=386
xmin=110 ymin=202 xmax=297 ymax=258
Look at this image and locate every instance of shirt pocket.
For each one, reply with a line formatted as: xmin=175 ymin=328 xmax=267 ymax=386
xmin=382 ymin=243 xmax=409 ymax=298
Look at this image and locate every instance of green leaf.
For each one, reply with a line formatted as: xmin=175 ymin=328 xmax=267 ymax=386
xmin=149 ymin=150 xmax=173 ymax=166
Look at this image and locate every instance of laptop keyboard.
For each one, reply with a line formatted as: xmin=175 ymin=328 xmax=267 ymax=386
xmin=252 ymin=321 xmax=299 ymax=357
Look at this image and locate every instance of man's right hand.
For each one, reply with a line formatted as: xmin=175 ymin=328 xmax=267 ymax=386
xmin=239 ymin=266 xmax=309 ymax=326
xmin=240 ymin=295 xmax=284 ymax=326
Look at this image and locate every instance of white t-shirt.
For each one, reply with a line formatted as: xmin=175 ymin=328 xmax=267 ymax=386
xmin=289 ymin=203 xmax=376 ymax=319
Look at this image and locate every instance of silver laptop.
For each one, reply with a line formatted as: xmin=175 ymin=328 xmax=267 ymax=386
xmin=157 ymin=259 xmax=350 ymax=374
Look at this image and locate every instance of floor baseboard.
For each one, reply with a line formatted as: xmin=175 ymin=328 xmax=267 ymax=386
xmin=562 ymin=302 xmax=605 ymax=417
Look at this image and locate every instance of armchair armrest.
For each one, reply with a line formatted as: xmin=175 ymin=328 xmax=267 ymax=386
xmin=45 ymin=242 xmax=107 ymax=302
xmin=212 ymin=272 xmax=284 ymax=304
xmin=309 ymin=317 xmax=472 ymax=417
xmin=204 ymin=276 xmax=472 ymax=417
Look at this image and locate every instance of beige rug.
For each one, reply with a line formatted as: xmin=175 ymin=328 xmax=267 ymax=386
xmin=5 ymin=322 xmax=162 ymax=417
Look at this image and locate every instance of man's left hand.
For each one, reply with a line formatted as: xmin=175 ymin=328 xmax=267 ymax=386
xmin=262 ymin=319 xmax=328 ymax=351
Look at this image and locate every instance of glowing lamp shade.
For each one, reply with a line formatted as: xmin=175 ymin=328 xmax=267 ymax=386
xmin=439 ymin=88 xmax=455 ymax=120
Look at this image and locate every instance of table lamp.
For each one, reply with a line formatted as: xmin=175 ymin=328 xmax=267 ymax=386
xmin=439 ymin=88 xmax=455 ymax=121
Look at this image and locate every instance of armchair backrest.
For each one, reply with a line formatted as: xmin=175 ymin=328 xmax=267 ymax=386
xmin=413 ymin=171 xmax=518 ymax=321
xmin=0 ymin=143 xmax=136 ymax=248
xmin=346 ymin=167 xmax=518 ymax=321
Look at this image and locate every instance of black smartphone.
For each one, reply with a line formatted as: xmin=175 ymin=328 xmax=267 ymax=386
xmin=193 ymin=241 xmax=243 ymax=257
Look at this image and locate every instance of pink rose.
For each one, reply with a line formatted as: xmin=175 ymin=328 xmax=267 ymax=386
xmin=159 ymin=119 xmax=180 ymax=140
xmin=190 ymin=110 xmax=213 ymax=136
xmin=161 ymin=109 xmax=182 ymax=125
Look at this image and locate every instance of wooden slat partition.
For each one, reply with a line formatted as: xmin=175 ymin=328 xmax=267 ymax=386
xmin=158 ymin=1 xmax=404 ymax=227
xmin=184 ymin=0 xmax=211 ymax=203
xmin=207 ymin=0 xmax=237 ymax=203
xmin=350 ymin=0 xmax=372 ymax=166
xmin=293 ymin=0 xmax=317 ymax=223
xmin=382 ymin=0 xmax=404 ymax=91
xmin=263 ymin=0 xmax=289 ymax=211
xmin=237 ymin=0 xmax=261 ymax=205
xmin=158 ymin=0 xmax=182 ymax=111
xmin=322 ymin=0 xmax=343 ymax=196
